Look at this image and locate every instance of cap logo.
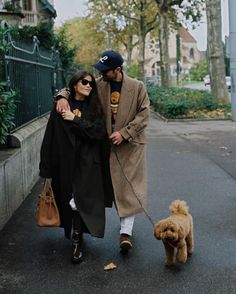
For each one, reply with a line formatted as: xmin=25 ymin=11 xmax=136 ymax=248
xmin=100 ymin=56 xmax=108 ymax=63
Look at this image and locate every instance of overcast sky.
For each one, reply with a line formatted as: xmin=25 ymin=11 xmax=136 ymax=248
xmin=53 ymin=0 xmax=229 ymax=51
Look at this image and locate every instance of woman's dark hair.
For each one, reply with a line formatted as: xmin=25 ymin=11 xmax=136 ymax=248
xmin=68 ymin=70 xmax=103 ymax=118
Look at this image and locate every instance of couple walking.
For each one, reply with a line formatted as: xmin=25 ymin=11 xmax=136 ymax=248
xmin=39 ymin=50 xmax=150 ymax=263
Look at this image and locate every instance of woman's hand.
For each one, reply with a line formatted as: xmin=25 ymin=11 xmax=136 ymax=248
xmin=61 ymin=110 xmax=75 ymax=121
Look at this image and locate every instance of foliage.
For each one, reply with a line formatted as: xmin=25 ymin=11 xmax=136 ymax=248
xmin=0 ymin=26 xmax=11 ymax=79
xmin=11 ymin=22 xmax=55 ymax=48
xmin=128 ymin=61 xmax=138 ymax=78
xmin=155 ymin=0 xmax=205 ymax=27
xmin=88 ymin=0 xmax=159 ymax=81
xmin=87 ymin=0 xmax=140 ymax=50
xmin=189 ymin=60 xmax=208 ymax=81
xmin=57 ymin=17 xmax=106 ymax=71
xmin=0 ymin=82 xmax=17 ymax=144
xmin=0 ymin=25 xmax=17 ymax=144
xmin=148 ymin=85 xmax=230 ymax=119
xmin=10 ymin=22 xmax=76 ymax=70
xmin=3 ymin=0 xmax=21 ymax=12
xmin=54 ymin=25 xmax=76 ymax=70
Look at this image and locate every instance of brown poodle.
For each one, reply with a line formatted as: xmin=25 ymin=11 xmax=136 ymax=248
xmin=154 ymin=200 xmax=194 ymax=266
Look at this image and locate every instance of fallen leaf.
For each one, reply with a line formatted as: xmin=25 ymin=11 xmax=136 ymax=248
xmin=104 ymin=262 xmax=117 ymax=271
xmin=219 ymin=146 xmax=228 ymax=150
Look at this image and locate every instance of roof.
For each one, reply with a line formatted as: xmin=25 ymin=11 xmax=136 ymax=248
xmin=39 ymin=0 xmax=57 ymax=17
xmin=178 ymin=27 xmax=196 ymax=43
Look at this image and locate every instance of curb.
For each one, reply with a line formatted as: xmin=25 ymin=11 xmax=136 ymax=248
xmin=150 ymin=110 xmax=232 ymax=123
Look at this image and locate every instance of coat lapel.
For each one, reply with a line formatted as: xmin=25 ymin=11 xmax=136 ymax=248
xmin=114 ymin=73 xmax=134 ymax=130
xmin=98 ymin=80 xmax=112 ymax=135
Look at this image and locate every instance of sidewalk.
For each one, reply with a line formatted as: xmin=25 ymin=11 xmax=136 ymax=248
xmin=0 ymin=115 xmax=236 ymax=294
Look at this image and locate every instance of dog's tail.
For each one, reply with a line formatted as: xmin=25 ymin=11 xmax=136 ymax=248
xmin=169 ymin=200 xmax=189 ymax=215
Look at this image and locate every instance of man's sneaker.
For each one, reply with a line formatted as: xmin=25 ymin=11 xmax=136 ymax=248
xmin=120 ymin=234 xmax=133 ymax=253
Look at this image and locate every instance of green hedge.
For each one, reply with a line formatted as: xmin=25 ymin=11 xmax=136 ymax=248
xmin=147 ymin=86 xmax=231 ymax=119
xmin=0 ymin=82 xmax=17 ymax=144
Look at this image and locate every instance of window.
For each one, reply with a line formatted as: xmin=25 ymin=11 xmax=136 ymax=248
xmin=22 ymin=0 xmax=32 ymax=11
xmin=189 ymin=48 xmax=194 ymax=59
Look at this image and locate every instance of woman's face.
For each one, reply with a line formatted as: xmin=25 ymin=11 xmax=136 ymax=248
xmin=74 ymin=75 xmax=93 ymax=98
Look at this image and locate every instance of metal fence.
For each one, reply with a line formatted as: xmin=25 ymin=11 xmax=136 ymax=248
xmin=2 ymin=21 xmax=66 ymax=130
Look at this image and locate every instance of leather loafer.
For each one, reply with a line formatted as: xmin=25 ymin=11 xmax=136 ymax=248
xmin=120 ymin=234 xmax=133 ymax=253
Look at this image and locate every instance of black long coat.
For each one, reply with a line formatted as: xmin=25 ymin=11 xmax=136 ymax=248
xmin=39 ymin=106 xmax=113 ymax=239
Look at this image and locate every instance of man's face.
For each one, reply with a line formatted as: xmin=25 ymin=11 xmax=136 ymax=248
xmin=101 ymin=68 xmax=119 ymax=81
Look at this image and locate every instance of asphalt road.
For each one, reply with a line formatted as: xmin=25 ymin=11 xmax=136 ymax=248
xmin=0 ymin=114 xmax=236 ymax=294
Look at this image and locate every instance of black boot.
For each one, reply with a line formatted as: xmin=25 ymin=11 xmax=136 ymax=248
xmin=71 ymin=230 xmax=83 ymax=264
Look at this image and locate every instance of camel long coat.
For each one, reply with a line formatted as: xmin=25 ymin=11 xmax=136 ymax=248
xmin=56 ymin=73 xmax=150 ymax=217
xmin=96 ymin=73 xmax=150 ymax=217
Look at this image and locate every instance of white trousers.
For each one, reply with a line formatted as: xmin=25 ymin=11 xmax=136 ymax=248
xmin=120 ymin=215 xmax=135 ymax=236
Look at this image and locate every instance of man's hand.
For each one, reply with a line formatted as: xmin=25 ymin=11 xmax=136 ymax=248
xmin=56 ymin=98 xmax=70 ymax=113
xmin=61 ymin=110 xmax=75 ymax=121
xmin=110 ymin=131 xmax=124 ymax=145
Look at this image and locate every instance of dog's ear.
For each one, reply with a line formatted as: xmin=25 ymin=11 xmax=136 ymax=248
xmin=178 ymin=225 xmax=184 ymax=240
xmin=154 ymin=223 xmax=162 ymax=240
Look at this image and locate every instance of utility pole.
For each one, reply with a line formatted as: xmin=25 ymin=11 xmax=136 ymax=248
xmin=229 ymin=0 xmax=236 ymax=121
xmin=176 ymin=34 xmax=181 ymax=86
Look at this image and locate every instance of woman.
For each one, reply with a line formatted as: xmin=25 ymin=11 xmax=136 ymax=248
xmin=39 ymin=70 xmax=113 ymax=264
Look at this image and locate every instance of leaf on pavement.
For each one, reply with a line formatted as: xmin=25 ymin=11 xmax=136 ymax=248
xmin=104 ymin=262 xmax=117 ymax=271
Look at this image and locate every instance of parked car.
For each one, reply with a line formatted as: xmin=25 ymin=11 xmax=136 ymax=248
xmin=204 ymin=75 xmax=231 ymax=90
xmin=226 ymin=76 xmax=231 ymax=91
xmin=203 ymin=75 xmax=210 ymax=86
xmin=145 ymin=76 xmax=158 ymax=86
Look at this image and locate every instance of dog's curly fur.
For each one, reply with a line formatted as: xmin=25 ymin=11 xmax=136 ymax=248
xmin=154 ymin=200 xmax=194 ymax=266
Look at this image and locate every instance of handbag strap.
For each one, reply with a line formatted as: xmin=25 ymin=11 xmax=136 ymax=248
xmin=41 ymin=178 xmax=53 ymax=195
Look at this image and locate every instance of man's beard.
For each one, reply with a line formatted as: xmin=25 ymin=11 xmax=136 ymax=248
xmin=102 ymin=75 xmax=113 ymax=82
xmin=102 ymin=72 xmax=116 ymax=82
xmin=102 ymin=76 xmax=110 ymax=82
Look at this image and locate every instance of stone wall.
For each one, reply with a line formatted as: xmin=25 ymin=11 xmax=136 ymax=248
xmin=0 ymin=116 xmax=48 ymax=230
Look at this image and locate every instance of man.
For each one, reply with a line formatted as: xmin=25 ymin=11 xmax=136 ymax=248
xmin=56 ymin=50 xmax=150 ymax=253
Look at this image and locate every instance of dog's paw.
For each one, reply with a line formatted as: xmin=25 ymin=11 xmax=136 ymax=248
xmin=165 ymin=256 xmax=176 ymax=266
xmin=187 ymin=248 xmax=194 ymax=255
xmin=177 ymin=254 xmax=187 ymax=263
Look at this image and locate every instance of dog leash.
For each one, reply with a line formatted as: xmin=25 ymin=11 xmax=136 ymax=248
xmin=111 ymin=146 xmax=156 ymax=228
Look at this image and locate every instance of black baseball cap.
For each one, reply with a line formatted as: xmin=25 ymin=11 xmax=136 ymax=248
xmin=92 ymin=50 xmax=124 ymax=73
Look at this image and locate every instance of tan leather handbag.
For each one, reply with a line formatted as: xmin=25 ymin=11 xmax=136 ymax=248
xmin=35 ymin=178 xmax=60 ymax=227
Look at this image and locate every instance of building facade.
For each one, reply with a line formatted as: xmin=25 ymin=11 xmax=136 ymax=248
xmin=0 ymin=0 xmax=56 ymax=26
xmin=141 ymin=27 xmax=205 ymax=84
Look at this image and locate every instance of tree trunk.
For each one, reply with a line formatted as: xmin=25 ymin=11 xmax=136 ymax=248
xmin=125 ymin=34 xmax=133 ymax=73
xmin=137 ymin=31 xmax=145 ymax=82
xmin=137 ymin=1 xmax=145 ymax=82
xmin=159 ymin=10 xmax=171 ymax=87
xmin=206 ymin=0 xmax=229 ymax=103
